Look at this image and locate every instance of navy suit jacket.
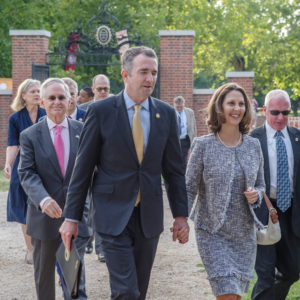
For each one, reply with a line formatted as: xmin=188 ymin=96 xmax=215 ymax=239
xmin=63 ymin=91 xmax=188 ymax=238
xmin=76 ymin=106 xmax=86 ymax=122
xmin=250 ymin=125 xmax=300 ymax=237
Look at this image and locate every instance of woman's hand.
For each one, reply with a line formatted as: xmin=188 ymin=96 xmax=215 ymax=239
xmin=244 ymin=187 xmax=258 ymax=204
xmin=3 ymin=164 xmax=11 ymax=179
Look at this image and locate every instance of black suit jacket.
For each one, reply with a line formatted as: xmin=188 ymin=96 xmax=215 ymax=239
xmin=250 ymin=125 xmax=300 ymax=237
xmin=18 ymin=118 xmax=83 ymax=240
xmin=63 ymin=92 xmax=188 ymax=238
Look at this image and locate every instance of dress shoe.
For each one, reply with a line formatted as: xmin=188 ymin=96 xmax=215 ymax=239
xmin=98 ymin=254 xmax=105 ymax=263
xmin=85 ymin=245 xmax=93 ymax=254
xmin=25 ymin=251 xmax=33 ymax=265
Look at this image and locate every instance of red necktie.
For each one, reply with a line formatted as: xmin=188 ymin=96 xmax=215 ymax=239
xmin=68 ymin=116 xmax=72 ymax=119
xmin=54 ymin=126 xmax=65 ymax=176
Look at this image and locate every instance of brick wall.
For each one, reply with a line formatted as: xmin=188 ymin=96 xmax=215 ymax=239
xmin=226 ymin=72 xmax=254 ymax=100
xmin=159 ymin=30 xmax=195 ymax=108
xmin=193 ymin=89 xmax=215 ymax=136
xmin=0 ymin=91 xmax=12 ymax=167
xmin=288 ymin=117 xmax=300 ymax=129
xmin=10 ymin=30 xmax=50 ymax=98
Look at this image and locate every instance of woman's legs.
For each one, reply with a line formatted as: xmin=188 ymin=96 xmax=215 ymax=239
xmin=21 ymin=224 xmax=33 ymax=263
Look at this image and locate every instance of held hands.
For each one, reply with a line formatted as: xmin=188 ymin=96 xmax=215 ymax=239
xmin=244 ymin=187 xmax=258 ymax=204
xmin=41 ymin=199 xmax=62 ymax=218
xmin=59 ymin=221 xmax=78 ymax=252
xmin=170 ymin=216 xmax=190 ymax=244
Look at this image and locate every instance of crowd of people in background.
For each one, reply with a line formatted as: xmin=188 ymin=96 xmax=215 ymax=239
xmin=3 ymin=45 xmax=300 ymax=300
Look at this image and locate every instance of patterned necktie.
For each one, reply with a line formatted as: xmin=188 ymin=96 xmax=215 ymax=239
xmin=132 ymin=105 xmax=144 ymax=205
xmin=54 ymin=125 xmax=65 ymax=177
xmin=178 ymin=115 xmax=182 ymax=136
xmin=276 ymin=131 xmax=291 ymax=212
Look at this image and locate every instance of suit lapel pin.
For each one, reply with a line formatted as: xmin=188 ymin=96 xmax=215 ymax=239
xmin=156 ymin=113 xmax=160 ymax=119
xmin=78 ymin=118 xmax=83 ymax=122
xmin=75 ymin=135 xmax=80 ymax=139
xmin=296 ymin=137 xmax=299 ymax=142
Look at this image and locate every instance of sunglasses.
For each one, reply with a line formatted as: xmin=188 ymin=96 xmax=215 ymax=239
xmin=269 ymin=110 xmax=290 ymax=116
xmin=96 ymin=87 xmax=109 ymax=92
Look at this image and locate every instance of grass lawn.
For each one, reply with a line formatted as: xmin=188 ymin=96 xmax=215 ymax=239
xmin=0 ymin=172 xmax=10 ymax=191
xmin=243 ymin=274 xmax=300 ymax=299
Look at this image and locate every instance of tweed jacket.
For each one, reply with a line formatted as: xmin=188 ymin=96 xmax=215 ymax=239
xmin=184 ymin=107 xmax=197 ymax=144
xmin=186 ymin=133 xmax=265 ymax=234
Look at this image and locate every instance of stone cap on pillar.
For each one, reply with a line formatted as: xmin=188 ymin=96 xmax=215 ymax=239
xmin=193 ymin=89 xmax=216 ymax=95
xmin=9 ymin=30 xmax=51 ymax=37
xmin=0 ymin=90 xmax=12 ymax=95
xmin=226 ymin=71 xmax=254 ymax=78
xmin=159 ymin=30 xmax=195 ymax=36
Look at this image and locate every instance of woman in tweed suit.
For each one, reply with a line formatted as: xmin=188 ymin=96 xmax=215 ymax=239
xmin=186 ymin=83 xmax=265 ymax=300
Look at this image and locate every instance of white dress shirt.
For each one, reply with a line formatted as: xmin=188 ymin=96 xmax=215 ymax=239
xmin=265 ymin=122 xmax=294 ymax=199
xmin=176 ymin=109 xmax=188 ymax=139
xmin=40 ymin=117 xmax=70 ymax=209
xmin=69 ymin=107 xmax=77 ymax=120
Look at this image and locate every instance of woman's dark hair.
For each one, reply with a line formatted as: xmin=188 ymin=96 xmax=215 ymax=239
xmin=207 ymin=82 xmax=252 ymax=134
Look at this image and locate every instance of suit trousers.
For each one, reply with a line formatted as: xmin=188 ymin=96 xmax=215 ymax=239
xmin=98 ymin=206 xmax=160 ymax=300
xmin=180 ymin=136 xmax=190 ymax=172
xmin=251 ymin=204 xmax=300 ymax=300
xmin=31 ymin=237 xmax=60 ymax=300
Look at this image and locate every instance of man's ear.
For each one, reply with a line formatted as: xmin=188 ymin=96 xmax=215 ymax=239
xmin=40 ymin=98 xmax=45 ymax=109
xmin=263 ymin=105 xmax=267 ymax=114
xmin=121 ymin=69 xmax=128 ymax=82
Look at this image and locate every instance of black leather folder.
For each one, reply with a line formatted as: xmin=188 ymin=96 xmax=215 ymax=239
xmin=56 ymin=239 xmax=81 ymax=298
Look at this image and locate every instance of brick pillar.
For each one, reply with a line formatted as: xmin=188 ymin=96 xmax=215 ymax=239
xmin=193 ymin=89 xmax=215 ymax=136
xmin=226 ymin=71 xmax=254 ymax=100
xmin=0 ymin=91 xmax=12 ymax=168
xmin=9 ymin=30 xmax=51 ymax=98
xmin=159 ymin=30 xmax=195 ymax=108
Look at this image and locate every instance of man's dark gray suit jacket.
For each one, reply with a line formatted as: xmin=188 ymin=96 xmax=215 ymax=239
xmin=63 ymin=92 xmax=188 ymax=238
xmin=250 ymin=125 xmax=300 ymax=237
xmin=18 ymin=118 xmax=83 ymax=240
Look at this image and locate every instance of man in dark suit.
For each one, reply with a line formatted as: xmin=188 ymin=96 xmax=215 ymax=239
xmin=18 ymin=78 xmax=83 ymax=300
xmin=79 ymin=74 xmax=110 ymax=111
xmin=250 ymin=89 xmax=300 ymax=300
xmin=60 ymin=46 xmax=189 ymax=300
xmin=63 ymin=77 xmax=86 ymax=121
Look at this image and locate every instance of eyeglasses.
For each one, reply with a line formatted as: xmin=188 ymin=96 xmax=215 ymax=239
xmin=96 ymin=87 xmax=109 ymax=92
xmin=269 ymin=110 xmax=290 ymax=116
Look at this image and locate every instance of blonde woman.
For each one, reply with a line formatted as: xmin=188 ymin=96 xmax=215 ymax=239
xmin=186 ymin=83 xmax=265 ymax=300
xmin=4 ymin=79 xmax=46 ymax=264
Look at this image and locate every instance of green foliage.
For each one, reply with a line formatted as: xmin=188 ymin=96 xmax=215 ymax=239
xmin=0 ymin=0 xmax=299 ymax=99
xmin=0 ymin=172 xmax=10 ymax=192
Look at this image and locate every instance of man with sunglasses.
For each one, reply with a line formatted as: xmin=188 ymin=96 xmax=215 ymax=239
xmin=79 ymin=74 xmax=110 ymax=111
xmin=250 ymin=89 xmax=300 ymax=300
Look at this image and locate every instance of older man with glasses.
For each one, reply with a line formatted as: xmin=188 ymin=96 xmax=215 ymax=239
xmin=250 ymin=89 xmax=300 ymax=300
xmin=79 ymin=74 xmax=110 ymax=111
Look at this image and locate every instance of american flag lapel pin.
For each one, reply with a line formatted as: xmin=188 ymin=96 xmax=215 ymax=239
xmin=156 ymin=113 xmax=160 ymax=119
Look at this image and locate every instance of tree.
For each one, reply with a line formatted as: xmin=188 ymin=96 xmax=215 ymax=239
xmin=0 ymin=0 xmax=299 ymax=100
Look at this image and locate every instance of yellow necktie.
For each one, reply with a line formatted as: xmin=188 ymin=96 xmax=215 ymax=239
xmin=132 ymin=105 xmax=144 ymax=205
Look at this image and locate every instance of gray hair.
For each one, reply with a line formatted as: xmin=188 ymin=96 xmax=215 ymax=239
xmin=174 ymin=96 xmax=185 ymax=105
xmin=62 ymin=77 xmax=78 ymax=94
xmin=264 ymin=89 xmax=291 ymax=108
xmin=121 ymin=46 xmax=157 ymax=74
xmin=92 ymin=74 xmax=110 ymax=87
xmin=40 ymin=78 xmax=70 ymax=100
